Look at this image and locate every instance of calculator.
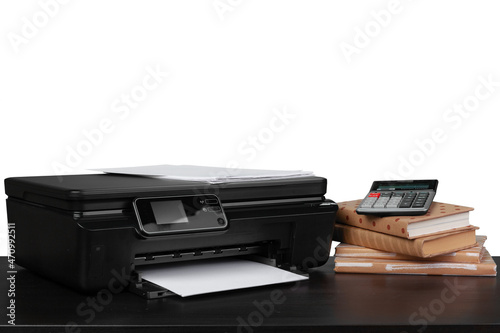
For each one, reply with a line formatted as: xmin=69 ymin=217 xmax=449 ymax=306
xmin=356 ymin=180 xmax=438 ymax=216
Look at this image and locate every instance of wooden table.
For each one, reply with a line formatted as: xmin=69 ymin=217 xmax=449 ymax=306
xmin=1 ymin=256 xmax=499 ymax=332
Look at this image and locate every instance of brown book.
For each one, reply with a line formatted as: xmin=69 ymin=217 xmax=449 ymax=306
xmin=335 ymin=235 xmax=487 ymax=263
xmin=333 ymin=223 xmax=478 ymax=258
xmin=337 ymin=200 xmax=474 ymax=239
xmin=334 ymin=250 xmax=497 ymax=276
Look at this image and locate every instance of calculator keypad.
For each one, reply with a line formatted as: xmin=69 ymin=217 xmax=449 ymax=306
xmin=359 ymin=191 xmax=430 ymax=209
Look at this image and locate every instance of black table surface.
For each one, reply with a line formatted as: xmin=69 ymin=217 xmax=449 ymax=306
xmin=1 ymin=256 xmax=499 ymax=332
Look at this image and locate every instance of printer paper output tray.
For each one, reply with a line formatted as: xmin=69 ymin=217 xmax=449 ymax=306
xmin=129 ymin=254 xmax=295 ymax=299
xmin=5 ymin=174 xmax=338 ymax=295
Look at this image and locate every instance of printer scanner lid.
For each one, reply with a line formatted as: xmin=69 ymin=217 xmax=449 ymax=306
xmin=5 ymin=174 xmax=327 ymax=211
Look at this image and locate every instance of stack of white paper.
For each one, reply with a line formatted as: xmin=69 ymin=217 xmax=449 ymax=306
xmin=94 ymin=164 xmax=313 ymax=184
xmin=136 ymin=258 xmax=308 ymax=297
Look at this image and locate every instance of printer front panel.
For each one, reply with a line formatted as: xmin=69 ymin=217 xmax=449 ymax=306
xmin=8 ymin=194 xmax=337 ymax=293
xmin=131 ymin=198 xmax=338 ymax=272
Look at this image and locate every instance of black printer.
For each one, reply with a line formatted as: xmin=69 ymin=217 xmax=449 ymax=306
xmin=5 ymin=174 xmax=338 ymax=298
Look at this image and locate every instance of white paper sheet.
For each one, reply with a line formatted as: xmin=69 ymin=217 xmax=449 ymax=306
xmin=136 ymin=258 xmax=308 ymax=297
xmin=93 ymin=164 xmax=313 ymax=184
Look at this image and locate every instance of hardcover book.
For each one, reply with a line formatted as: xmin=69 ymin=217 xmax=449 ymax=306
xmin=334 ymin=250 xmax=497 ymax=277
xmin=337 ymin=200 xmax=474 ymax=239
xmin=333 ymin=223 xmax=478 ymax=258
xmin=334 ymin=235 xmax=487 ymax=263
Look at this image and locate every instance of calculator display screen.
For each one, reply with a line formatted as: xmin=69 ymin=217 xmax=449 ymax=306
xmin=376 ymin=184 xmax=430 ymax=191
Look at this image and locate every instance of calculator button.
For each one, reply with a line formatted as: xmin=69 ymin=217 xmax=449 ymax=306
xmin=369 ymin=192 xmax=381 ymax=198
xmin=373 ymin=197 xmax=390 ymax=208
xmin=373 ymin=192 xmax=392 ymax=208
xmin=412 ymin=192 xmax=429 ymax=207
xmin=359 ymin=197 xmax=377 ymax=208
xmin=399 ymin=193 xmax=416 ymax=208
xmin=386 ymin=196 xmax=402 ymax=208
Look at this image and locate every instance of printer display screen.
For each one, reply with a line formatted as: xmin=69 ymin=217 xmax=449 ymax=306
xmin=134 ymin=194 xmax=228 ymax=235
xmin=151 ymin=200 xmax=189 ymax=224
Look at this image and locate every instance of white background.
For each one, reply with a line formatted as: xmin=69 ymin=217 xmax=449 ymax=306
xmin=1 ymin=0 xmax=499 ymax=257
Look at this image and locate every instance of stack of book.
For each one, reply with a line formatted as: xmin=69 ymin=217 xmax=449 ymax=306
xmin=333 ymin=199 xmax=497 ymax=276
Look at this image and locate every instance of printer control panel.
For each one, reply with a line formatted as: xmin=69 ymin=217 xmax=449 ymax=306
xmin=133 ymin=194 xmax=228 ymax=235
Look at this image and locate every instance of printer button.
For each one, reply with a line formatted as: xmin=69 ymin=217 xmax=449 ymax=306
xmin=205 ymin=198 xmax=219 ymax=205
